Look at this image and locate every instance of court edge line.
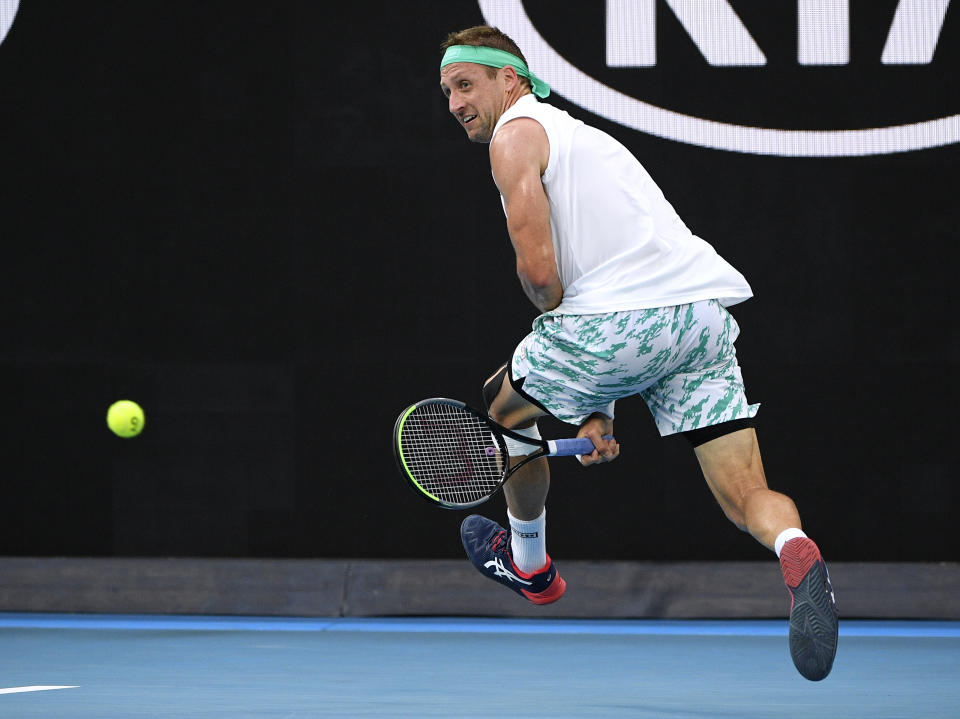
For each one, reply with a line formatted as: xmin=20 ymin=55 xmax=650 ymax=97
xmin=0 ymin=686 xmax=79 ymax=695
xmin=0 ymin=614 xmax=958 ymax=637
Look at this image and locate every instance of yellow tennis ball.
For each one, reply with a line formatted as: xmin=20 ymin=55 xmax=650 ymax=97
xmin=106 ymin=400 xmax=145 ymax=438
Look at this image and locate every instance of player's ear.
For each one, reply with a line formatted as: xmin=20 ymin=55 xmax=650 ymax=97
xmin=501 ymin=65 xmax=520 ymax=91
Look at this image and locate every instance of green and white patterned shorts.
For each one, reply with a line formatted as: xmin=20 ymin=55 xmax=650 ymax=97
xmin=511 ymin=299 xmax=759 ymax=435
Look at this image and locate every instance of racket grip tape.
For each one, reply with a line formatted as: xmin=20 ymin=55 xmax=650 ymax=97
xmin=547 ymin=435 xmax=615 ymax=457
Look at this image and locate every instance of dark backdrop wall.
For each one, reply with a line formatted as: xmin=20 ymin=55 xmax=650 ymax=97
xmin=1 ymin=1 xmax=956 ymax=561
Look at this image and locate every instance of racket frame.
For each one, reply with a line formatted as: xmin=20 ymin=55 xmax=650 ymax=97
xmin=393 ymin=397 xmax=552 ymax=510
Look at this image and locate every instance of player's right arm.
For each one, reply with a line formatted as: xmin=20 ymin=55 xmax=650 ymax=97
xmin=489 ymin=118 xmax=561 ymax=313
xmin=577 ymin=412 xmax=620 ymax=466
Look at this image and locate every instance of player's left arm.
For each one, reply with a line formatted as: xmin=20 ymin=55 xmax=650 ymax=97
xmin=490 ymin=118 xmax=562 ymax=313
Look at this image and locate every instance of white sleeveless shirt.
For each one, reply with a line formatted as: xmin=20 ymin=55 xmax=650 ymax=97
xmin=491 ymin=95 xmax=753 ymax=314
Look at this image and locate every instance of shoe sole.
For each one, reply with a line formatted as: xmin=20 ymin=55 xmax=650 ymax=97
xmin=788 ymin=559 xmax=839 ymax=681
xmin=522 ymin=573 xmax=566 ymax=604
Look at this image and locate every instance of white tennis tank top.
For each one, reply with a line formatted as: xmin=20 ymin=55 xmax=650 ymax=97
xmin=491 ymin=95 xmax=753 ymax=314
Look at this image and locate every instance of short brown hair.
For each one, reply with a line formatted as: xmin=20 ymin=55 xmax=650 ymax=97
xmin=441 ymin=25 xmax=531 ymax=89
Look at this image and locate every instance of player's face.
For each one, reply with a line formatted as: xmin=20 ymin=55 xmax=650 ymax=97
xmin=440 ymin=63 xmax=504 ymax=144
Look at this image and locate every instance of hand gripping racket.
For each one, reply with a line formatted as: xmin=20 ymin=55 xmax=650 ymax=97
xmin=393 ymin=397 xmax=613 ymax=510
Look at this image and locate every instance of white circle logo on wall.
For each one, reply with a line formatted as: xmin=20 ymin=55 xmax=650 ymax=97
xmin=477 ymin=0 xmax=960 ymax=157
xmin=0 ymin=0 xmax=19 ymax=47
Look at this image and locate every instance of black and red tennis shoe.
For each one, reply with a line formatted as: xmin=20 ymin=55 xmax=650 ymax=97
xmin=460 ymin=514 xmax=566 ymax=605
xmin=780 ymin=537 xmax=839 ymax=681
xmin=463 ymin=516 xmax=836 ymax=678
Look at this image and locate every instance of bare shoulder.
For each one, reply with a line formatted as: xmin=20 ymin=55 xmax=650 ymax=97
xmin=490 ymin=117 xmax=549 ymax=176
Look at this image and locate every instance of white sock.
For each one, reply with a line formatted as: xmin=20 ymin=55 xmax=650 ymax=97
xmin=774 ymin=528 xmax=808 ymax=557
xmin=508 ymin=508 xmax=547 ymax=574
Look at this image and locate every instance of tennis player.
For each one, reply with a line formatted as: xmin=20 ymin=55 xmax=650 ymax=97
xmin=439 ymin=26 xmax=838 ymax=680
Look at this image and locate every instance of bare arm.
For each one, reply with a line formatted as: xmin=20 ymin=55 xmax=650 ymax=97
xmin=489 ymin=118 xmax=562 ymax=313
xmin=577 ymin=412 xmax=620 ymax=466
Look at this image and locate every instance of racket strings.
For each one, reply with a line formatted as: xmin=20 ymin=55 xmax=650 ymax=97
xmin=399 ymin=403 xmax=504 ymax=505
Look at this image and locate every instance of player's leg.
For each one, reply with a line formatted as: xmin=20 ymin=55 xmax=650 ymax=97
xmin=689 ymin=425 xmax=798 ymax=549
xmin=459 ymin=362 xmax=566 ymax=605
xmin=640 ymin=300 xmax=809 ymax=551
xmin=691 ymin=426 xmax=838 ymax=681
xmin=484 ymin=362 xmax=550 ymax=522
xmin=461 ymin=312 xmax=627 ymax=605
xmin=655 ymin=299 xmax=836 ymax=680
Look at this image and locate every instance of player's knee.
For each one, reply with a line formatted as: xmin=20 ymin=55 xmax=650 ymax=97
xmin=482 ymin=364 xmax=539 ymax=429
xmin=719 ymin=503 xmax=748 ymax=532
xmin=718 ymin=485 xmax=775 ymax=532
xmin=482 ymin=363 xmax=509 ymax=416
xmin=503 ymin=423 xmax=542 ymax=457
xmin=728 ymin=488 xmax=797 ymax=537
xmin=746 ymin=490 xmax=798 ymax=534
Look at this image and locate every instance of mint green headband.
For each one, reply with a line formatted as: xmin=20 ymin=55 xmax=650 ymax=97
xmin=440 ymin=44 xmax=550 ymax=99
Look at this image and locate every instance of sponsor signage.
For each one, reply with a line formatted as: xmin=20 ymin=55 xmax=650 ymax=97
xmin=0 ymin=0 xmax=19 ymax=47
xmin=479 ymin=0 xmax=958 ymax=156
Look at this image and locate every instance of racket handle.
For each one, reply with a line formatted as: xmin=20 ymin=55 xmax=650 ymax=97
xmin=547 ymin=435 xmax=615 ymax=457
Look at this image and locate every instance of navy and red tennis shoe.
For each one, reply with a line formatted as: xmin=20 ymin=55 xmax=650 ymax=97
xmin=460 ymin=514 xmax=566 ymax=605
xmin=779 ymin=536 xmax=839 ymax=681
xmin=462 ymin=515 xmax=837 ymax=680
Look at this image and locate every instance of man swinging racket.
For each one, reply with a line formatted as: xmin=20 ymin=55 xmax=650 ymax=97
xmin=438 ymin=25 xmax=838 ymax=681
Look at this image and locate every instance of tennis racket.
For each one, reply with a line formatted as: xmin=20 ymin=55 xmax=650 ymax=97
xmin=393 ymin=397 xmax=613 ymax=510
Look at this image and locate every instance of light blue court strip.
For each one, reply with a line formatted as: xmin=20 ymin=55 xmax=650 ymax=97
xmin=1 ymin=613 xmax=958 ymax=637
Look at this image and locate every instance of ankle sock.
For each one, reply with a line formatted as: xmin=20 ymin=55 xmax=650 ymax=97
xmin=508 ymin=508 xmax=547 ymax=574
xmin=774 ymin=528 xmax=807 ymax=558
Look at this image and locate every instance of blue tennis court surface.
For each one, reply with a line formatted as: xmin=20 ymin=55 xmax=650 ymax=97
xmin=2 ymin=614 xmax=958 ymax=717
